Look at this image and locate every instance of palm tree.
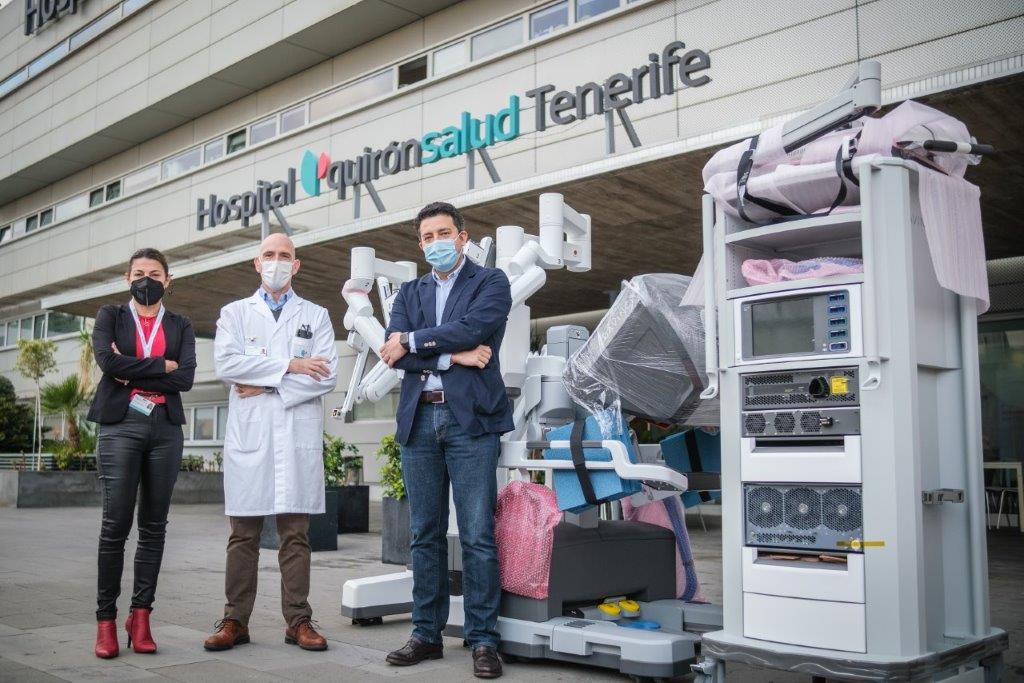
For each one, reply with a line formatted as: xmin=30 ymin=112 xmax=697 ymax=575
xmin=41 ymin=376 xmax=91 ymax=453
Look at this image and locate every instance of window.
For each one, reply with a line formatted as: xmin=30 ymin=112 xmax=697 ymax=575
xmin=4 ymin=320 xmax=16 ymax=345
xmin=226 ymin=130 xmax=246 ymax=154
xmin=471 ymin=19 xmax=523 ymax=61
xmin=531 ymin=2 xmax=568 ymax=38
xmin=280 ymin=105 xmax=306 ymax=134
xmin=28 ymin=42 xmax=69 ymax=78
xmin=20 ymin=317 xmax=32 ymax=340
xmin=309 ymin=70 xmax=393 ymax=122
xmin=123 ymin=164 xmax=159 ymax=194
xmin=123 ymin=0 xmax=155 ymax=14
xmin=433 ymin=41 xmax=468 ymax=76
xmin=25 ymin=215 xmax=38 ymax=232
xmin=193 ymin=406 xmax=216 ymax=441
xmin=577 ymin=0 xmax=619 ymax=21
xmin=203 ymin=138 xmax=224 ymax=163
xmin=187 ymin=404 xmax=228 ymax=441
xmin=46 ymin=311 xmax=81 ymax=337
xmin=398 ymin=56 xmax=427 ymax=88
xmin=161 ymin=146 xmax=201 ymax=179
xmin=39 ymin=209 xmax=53 ymax=227
xmin=249 ymin=117 xmax=277 ymax=145
xmin=352 ymin=392 xmax=400 ymax=421
xmin=0 ymin=70 xmax=27 ymax=99
xmin=70 ymin=7 xmax=122 ymax=51
xmin=0 ymin=225 xmax=10 ymax=244
xmin=105 ymin=182 xmax=121 ymax=201
xmin=89 ymin=189 xmax=104 ymax=207
xmin=33 ymin=315 xmax=45 ymax=339
xmin=0 ymin=323 xmax=5 ymax=347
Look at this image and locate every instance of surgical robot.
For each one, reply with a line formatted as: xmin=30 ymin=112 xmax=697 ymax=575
xmin=338 ymin=194 xmax=723 ymax=680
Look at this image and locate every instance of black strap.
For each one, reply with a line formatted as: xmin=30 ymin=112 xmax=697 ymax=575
xmin=736 ymin=135 xmax=800 ymax=222
xmin=683 ymin=430 xmax=712 ymax=503
xmin=569 ymin=419 xmax=600 ymax=506
xmin=736 ymin=130 xmax=863 ymax=223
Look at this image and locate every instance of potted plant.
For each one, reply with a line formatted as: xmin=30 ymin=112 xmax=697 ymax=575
xmin=378 ymin=434 xmax=410 ymax=565
xmin=324 ymin=433 xmax=369 ymax=534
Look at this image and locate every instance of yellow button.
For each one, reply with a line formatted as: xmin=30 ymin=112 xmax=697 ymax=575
xmin=598 ymin=603 xmax=621 ymax=616
xmin=617 ymin=600 xmax=640 ymax=613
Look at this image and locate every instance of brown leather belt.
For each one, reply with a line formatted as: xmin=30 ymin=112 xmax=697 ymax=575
xmin=418 ymin=390 xmax=446 ymax=404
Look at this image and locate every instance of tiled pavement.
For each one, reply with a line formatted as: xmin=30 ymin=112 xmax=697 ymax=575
xmin=0 ymin=504 xmax=1020 ymax=682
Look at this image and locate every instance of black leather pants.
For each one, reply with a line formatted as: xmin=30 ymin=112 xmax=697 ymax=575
xmin=96 ymin=404 xmax=183 ymax=620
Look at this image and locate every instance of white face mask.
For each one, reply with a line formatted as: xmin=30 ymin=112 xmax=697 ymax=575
xmin=260 ymin=259 xmax=293 ymax=291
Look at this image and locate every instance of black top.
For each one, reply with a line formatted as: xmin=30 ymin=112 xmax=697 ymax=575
xmin=86 ymin=304 xmax=196 ymax=425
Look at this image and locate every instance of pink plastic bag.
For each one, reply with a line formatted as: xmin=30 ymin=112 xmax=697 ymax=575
xmin=621 ymin=496 xmax=706 ymax=603
xmin=494 ymin=481 xmax=562 ymax=599
xmin=741 ymin=257 xmax=864 ymax=286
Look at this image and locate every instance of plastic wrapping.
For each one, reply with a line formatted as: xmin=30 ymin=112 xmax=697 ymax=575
xmin=563 ymin=273 xmax=719 ymax=433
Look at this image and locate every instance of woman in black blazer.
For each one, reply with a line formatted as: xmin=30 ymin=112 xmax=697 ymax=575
xmin=88 ymin=248 xmax=196 ymax=659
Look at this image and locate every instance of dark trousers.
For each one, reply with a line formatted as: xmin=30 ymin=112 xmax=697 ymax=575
xmin=400 ymin=402 xmax=501 ymax=649
xmin=95 ymin=404 xmax=183 ymax=621
xmin=223 ymin=514 xmax=313 ymax=627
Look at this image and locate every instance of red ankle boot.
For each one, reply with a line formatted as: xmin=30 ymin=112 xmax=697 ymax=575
xmin=125 ymin=607 xmax=157 ymax=653
xmin=95 ymin=619 xmax=119 ymax=659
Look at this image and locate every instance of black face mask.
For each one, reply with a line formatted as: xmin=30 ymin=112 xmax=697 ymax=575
xmin=130 ymin=277 xmax=165 ymax=306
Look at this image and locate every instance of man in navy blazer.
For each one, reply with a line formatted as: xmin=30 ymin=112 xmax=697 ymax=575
xmin=379 ymin=202 xmax=512 ymax=679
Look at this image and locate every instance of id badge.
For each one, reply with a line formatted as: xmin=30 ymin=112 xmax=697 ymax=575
xmin=129 ymin=394 xmax=156 ymax=416
xmin=244 ymin=345 xmax=268 ymax=357
xmin=291 ymin=338 xmax=312 ymax=358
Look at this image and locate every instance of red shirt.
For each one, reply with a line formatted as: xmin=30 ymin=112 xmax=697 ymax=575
xmin=129 ymin=314 xmax=167 ymax=405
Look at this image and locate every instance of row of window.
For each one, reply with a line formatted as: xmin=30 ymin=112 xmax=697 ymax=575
xmin=0 ymin=0 xmax=644 ymax=249
xmin=181 ymin=392 xmax=396 ymax=443
xmin=0 ymin=0 xmax=157 ymax=101
xmin=0 ymin=311 xmax=85 ymax=348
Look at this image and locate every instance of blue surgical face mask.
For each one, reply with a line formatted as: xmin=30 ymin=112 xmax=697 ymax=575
xmin=424 ymin=239 xmax=460 ymax=272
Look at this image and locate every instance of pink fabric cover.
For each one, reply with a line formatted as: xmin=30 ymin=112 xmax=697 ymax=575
xmin=741 ymin=257 xmax=864 ymax=286
xmin=494 ymin=481 xmax=562 ymax=599
xmin=620 ymin=496 xmax=706 ymax=602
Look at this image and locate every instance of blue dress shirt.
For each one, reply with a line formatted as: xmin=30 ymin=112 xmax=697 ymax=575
xmin=408 ymin=258 xmax=464 ymax=391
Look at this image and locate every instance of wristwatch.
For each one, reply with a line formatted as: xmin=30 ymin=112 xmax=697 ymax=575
xmin=399 ymin=332 xmax=410 ymax=351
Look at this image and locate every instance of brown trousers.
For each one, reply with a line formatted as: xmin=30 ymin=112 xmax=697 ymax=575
xmin=223 ymin=514 xmax=313 ymax=627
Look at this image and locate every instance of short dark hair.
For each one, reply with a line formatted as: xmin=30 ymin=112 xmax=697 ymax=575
xmin=127 ymin=247 xmax=169 ymax=276
xmin=414 ymin=201 xmax=464 ymax=238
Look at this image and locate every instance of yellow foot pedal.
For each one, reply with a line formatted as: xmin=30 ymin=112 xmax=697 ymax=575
xmin=616 ymin=600 xmax=640 ymax=618
xmin=597 ymin=603 xmax=621 ymax=620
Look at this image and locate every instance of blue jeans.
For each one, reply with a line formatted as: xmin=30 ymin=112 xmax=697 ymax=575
xmin=400 ymin=402 xmax=501 ymax=649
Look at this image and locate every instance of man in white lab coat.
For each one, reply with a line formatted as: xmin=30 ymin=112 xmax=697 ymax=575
xmin=203 ymin=233 xmax=338 ymax=653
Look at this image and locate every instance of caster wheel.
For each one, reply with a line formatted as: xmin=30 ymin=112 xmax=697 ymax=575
xmin=352 ymin=616 xmax=383 ymax=626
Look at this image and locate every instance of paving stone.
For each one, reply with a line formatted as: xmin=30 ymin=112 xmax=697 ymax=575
xmin=149 ymin=659 xmax=288 ymax=682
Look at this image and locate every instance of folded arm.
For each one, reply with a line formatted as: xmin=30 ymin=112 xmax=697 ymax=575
xmin=213 ymin=306 xmax=289 ymax=387
xmin=127 ymin=318 xmax=198 ymax=393
xmin=92 ymin=306 xmax=169 ymax=379
xmin=277 ymin=310 xmax=339 ymax=409
xmin=405 ymin=270 xmax=512 ymax=355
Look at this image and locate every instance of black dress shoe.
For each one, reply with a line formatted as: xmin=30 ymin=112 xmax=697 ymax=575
xmin=472 ymin=646 xmax=503 ymax=679
xmin=385 ymin=637 xmax=443 ymax=666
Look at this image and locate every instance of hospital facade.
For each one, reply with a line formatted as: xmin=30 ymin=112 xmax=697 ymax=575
xmin=0 ymin=0 xmax=1022 ymax=490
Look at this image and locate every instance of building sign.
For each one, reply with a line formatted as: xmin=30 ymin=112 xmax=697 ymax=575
xmin=25 ymin=0 xmax=85 ymax=35
xmin=196 ymin=40 xmax=711 ymax=231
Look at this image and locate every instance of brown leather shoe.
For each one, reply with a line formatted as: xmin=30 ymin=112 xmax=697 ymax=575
xmin=472 ymin=646 xmax=503 ymax=678
xmin=386 ymin=637 xmax=443 ymax=666
xmin=285 ymin=618 xmax=327 ymax=651
xmin=203 ymin=619 xmax=250 ymax=651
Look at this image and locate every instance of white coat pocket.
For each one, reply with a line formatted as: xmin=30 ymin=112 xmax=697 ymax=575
xmin=291 ymin=401 xmax=322 ymax=449
xmin=226 ymin=398 xmax=264 ymax=453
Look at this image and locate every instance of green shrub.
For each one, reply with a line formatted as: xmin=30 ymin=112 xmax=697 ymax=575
xmin=323 ymin=433 xmax=361 ymax=487
xmin=376 ymin=434 xmax=404 ymax=500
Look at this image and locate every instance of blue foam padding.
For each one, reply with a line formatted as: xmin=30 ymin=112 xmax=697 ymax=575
xmin=619 ymin=620 xmax=661 ymax=630
xmin=544 ymin=415 xmax=640 ymax=513
xmin=659 ymin=429 xmax=722 ymax=508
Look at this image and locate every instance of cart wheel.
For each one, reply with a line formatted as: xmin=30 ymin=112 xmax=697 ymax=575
xmin=352 ymin=617 xmax=383 ymax=626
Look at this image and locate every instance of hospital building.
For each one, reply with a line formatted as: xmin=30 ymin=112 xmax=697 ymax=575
xmin=0 ymin=0 xmax=1022 ymax=489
